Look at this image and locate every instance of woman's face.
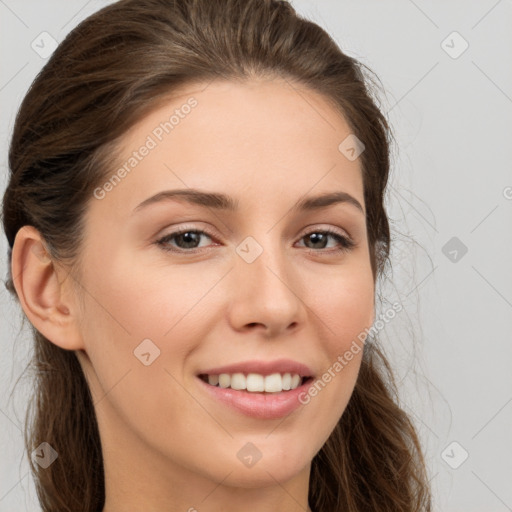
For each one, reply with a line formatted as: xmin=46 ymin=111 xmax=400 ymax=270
xmin=73 ymin=78 xmax=375 ymax=504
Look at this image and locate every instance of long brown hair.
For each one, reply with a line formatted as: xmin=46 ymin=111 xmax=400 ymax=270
xmin=2 ymin=0 xmax=432 ymax=510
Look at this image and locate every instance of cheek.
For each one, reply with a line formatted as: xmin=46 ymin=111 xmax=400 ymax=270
xmin=75 ymin=254 xmax=227 ymax=417
xmin=80 ymin=249 xmax=221 ymax=347
xmin=75 ymin=258 xmax=213 ymax=449
xmin=317 ymin=271 xmax=373 ymax=388
xmin=312 ymin=261 xmax=375 ymax=347
xmin=326 ymin=284 xmax=374 ymax=348
xmin=296 ymin=263 xmax=374 ymax=424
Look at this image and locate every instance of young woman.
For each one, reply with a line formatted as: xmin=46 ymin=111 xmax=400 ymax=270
xmin=2 ymin=0 xmax=432 ymax=510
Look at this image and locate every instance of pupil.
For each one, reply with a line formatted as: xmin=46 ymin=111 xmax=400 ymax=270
xmin=180 ymin=232 xmax=199 ymax=248
xmin=308 ymin=233 xmax=326 ymax=248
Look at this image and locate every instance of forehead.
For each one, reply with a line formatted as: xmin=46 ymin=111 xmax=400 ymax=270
xmin=91 ymin=78 xmax=365 ymax=220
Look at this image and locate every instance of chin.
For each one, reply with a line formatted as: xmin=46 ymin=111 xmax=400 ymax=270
xmin=208 ymin=442 xmax=313 ymax=488
xmin=218 ymin=462 xmax=309 ymax=489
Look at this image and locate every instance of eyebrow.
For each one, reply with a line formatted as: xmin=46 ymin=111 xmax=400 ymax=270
xmin=132 ymin=188 xmax=365 ymax=215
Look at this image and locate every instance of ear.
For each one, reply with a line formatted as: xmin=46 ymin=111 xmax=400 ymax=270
xmin=10 ymin=225 xmax=84 ymax=351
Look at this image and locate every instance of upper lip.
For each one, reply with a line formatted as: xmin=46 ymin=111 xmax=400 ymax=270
xmin=198 ymin=359 xmax=314 ymax=378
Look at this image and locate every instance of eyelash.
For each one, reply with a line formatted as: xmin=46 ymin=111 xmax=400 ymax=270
xmin=155 ymin=226 xmax=356 ymax=255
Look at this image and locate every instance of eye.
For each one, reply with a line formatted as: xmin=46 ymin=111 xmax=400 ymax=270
xmin=155 ymin=226 xmax=355 ymax=254
xmin=298 ymin=228 xmax=355 ymax=254
xmin=155 ymin=228 xmax=216 ymax=253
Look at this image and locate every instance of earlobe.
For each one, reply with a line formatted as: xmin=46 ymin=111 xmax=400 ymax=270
xmin=10 ymin=225 xmax=84 ymax=351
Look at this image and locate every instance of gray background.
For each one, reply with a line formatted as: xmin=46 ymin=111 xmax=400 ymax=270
xmin=1 ymin=1 xmax=511 ymax=510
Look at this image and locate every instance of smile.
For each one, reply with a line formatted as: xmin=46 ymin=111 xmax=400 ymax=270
xmin=199 ymin=372 xmax=306 ymax=393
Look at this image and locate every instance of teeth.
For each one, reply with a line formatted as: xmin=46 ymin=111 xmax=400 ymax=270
xmin=218 ymin=374 xmax=230 ymax=388
xmin=282 ymin=373 xmax=292 ymax=390
xmin=246 ymin=373 xmax=264 ymax=392
xmin=231 ymin=373 xmax=246 ymax=390
xmin=264 ymin=373 xmax=282 ymax=393
xmin=291 ymin=374 xmax=301 ymax=389
xmin=203 ymin=372 xmax=305 ymax=392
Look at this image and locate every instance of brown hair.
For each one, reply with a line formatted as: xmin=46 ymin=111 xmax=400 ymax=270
xmin=2 ymin=0 xmax=432 ymax=510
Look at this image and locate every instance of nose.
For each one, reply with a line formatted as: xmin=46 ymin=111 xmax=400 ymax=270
xmin=226 ymin=238 xmax=306 ymax=338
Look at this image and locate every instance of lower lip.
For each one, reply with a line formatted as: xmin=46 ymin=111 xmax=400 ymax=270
xmin=197 ymin=377 xmax=313 ymax=419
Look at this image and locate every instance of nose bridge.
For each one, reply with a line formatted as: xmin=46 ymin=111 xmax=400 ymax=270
xmin=230 ymin=231 xmax=304 ymax=333
xmin=236 ymin=231 xmax=290 ymax=290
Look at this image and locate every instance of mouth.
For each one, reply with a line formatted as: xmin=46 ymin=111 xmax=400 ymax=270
xmin=195 ymin=361 xmax=315 ymax=419
xmin=198 ymin=372 xmax=314 ymax=393
xmin=195 ymin=359 xmax=315 ymax=418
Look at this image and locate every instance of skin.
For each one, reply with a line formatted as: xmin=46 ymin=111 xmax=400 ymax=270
xmin=12 ymin=78 xmax=375 ymax=512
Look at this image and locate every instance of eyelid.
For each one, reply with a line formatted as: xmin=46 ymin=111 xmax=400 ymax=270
xmin=156 ymin=223 xmax=218 ymax=242
xmin=155 ymin=222 xmax=352 ymax=241
xmin=154 ymin=223 xmax=219 ymax=252
xmin=154 ymin=222 xmax=356 ymax=255
xmin=298 ymin=223 xmax=351 ymax=238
